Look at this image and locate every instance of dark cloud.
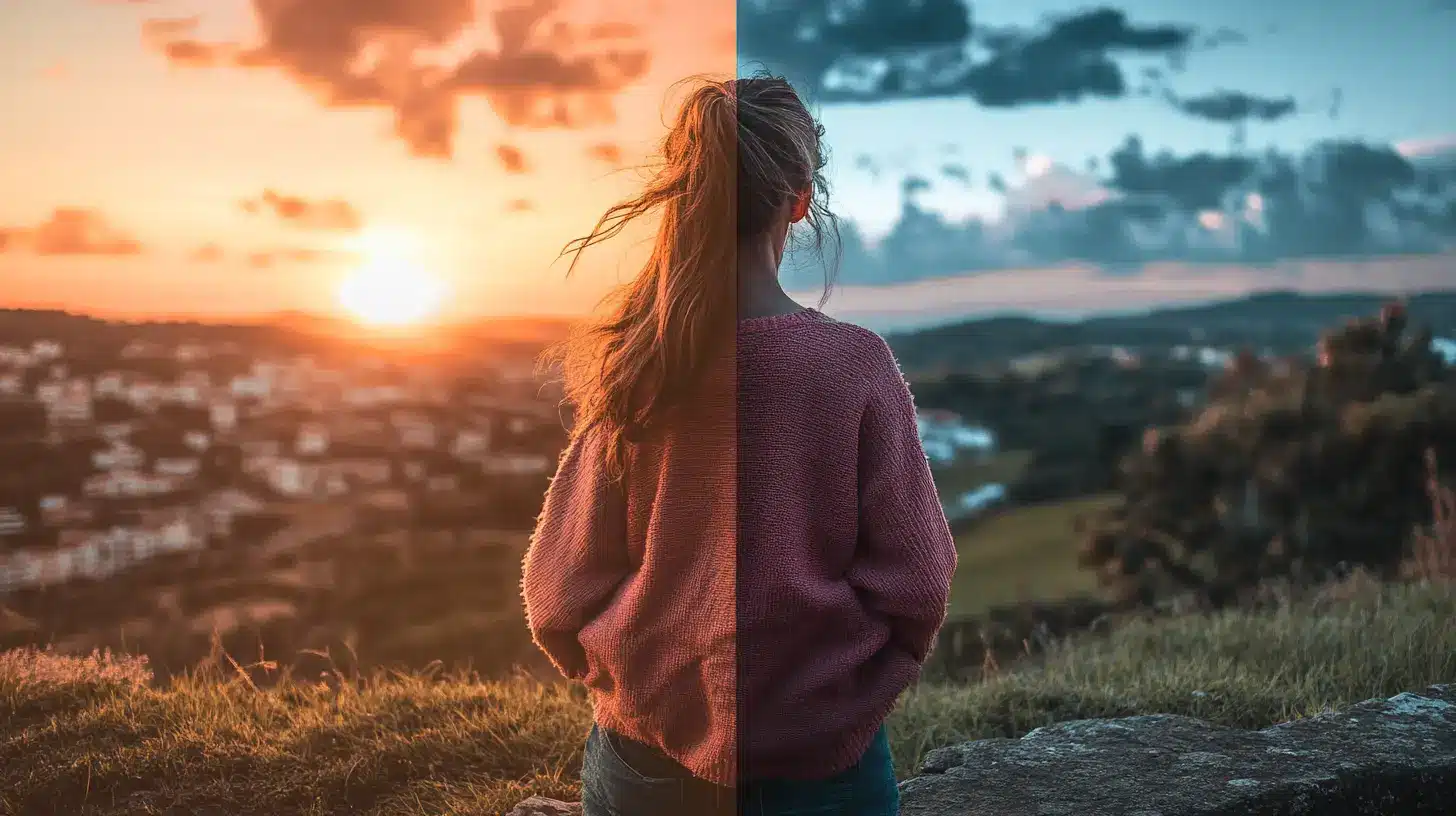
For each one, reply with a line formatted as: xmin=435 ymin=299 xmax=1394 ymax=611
xmin=145 ymin=0 xmax=651 ymax=158
xmin=941 ymin=164 xmax=972 ymax=186
xmin=0 ymin=208 xmax=145 ymax=257
xmin=902 ymin=175 xmax=931 ymax=196
xmin=497 ymin=144 xmax=528 ymax=174
xmin=1198 ymin=27 xmax=1246 ymax=49
xmin=240 ymin=190 xmax=362 ymax=232
xmin=1167 ymin=89 xmax=1297 ymax=124
xmin=738 ymin=0 xmax=971 ymax=94
xmin=746 ymin=4 xmax=1197 ymax=108
xmin=1107 ymin=136 xmax=1256 ymax=211
xmin=587 ymin=142 xmax=623 ymax=164
xmin=784 ymin=138 xmax=1455 ymax=286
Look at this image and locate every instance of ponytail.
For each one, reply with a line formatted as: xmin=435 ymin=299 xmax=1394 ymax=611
xmin=542 ymin=78 xmax=740 ymax=479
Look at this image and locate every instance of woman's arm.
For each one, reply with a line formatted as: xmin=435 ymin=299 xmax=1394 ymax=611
xmin=520 ymin=424 xmax=631 ymax=681
xmin=849 ymin=338 xmax=958 ymax=663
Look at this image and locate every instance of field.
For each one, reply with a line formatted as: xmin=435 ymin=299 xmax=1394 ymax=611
xmin=946 ymin=495 xmax=1119 ymax=617
xmin=3 ymin=580 xmax=1451 ymax=815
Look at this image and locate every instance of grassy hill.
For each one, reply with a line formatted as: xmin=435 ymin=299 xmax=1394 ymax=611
xmin=948 ymin=494 xmax=1118 ymax=616
xmin=3 ymin=580 xmax=1451 ymax=815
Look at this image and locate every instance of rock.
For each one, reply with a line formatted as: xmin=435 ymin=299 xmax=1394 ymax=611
xmin=505 ymin=796 xmax=581 ymax=816
xmin=899 ymin=684 xmax=1456 ymax=815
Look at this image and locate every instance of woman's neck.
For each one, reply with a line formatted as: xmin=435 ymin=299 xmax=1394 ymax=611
xmin=736 ymin=237 xmax=803 ymax=320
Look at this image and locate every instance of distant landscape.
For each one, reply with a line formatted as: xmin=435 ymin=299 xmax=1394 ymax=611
xmin=2 ymin=288 xmax=1453 ymax=685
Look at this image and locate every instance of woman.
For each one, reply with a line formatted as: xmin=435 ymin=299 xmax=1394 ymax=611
xmin=521 ymin=74 xmax=957 ymax=816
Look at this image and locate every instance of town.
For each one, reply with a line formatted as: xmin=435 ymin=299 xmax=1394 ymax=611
xmin=0 ymin=326 xmax=564 ymax=596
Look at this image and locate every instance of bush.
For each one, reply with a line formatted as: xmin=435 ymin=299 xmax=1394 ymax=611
xmin=1081 ymin=303 xmax=1456 ymax=606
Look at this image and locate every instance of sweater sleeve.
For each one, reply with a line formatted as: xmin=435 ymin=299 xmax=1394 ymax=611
xmin=848 ymin=338 xmax=958 ymax=664
xmin=520 ymin=423 xmax=631 ymax=681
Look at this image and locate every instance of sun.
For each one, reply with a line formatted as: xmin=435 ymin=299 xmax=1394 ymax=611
xmin=337 ymin=230 xmax=448 ymax=327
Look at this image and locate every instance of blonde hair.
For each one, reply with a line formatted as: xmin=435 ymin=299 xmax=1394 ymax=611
xmin=543 ymin=74 xmax=836 ymax=478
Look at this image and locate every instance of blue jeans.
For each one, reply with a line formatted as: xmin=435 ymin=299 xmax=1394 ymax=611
xmin=580 ymin=724 xmax=900 ymax=816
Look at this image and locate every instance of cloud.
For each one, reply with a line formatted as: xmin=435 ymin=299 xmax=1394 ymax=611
xmin=1166 ymin=89 xmax=1297 ymax=124
xmin=785 ymin=136 xmax=1456 ymax=287
xmin=240 ymin=190 xmax=362 ymax=232
xmin=246 ymin=247 xmax=357 ymax=269
xmin=587 ymin=142 xmax=623 ymax=164
xmin=901 ymin=175 xmax=932 ymax=196
xmin=189 ymin=243 xmax=224 ymax=263
xmin=145 ymin=0 xmax=652 ymax=158
xmin=743 ymin=4 xmax=1197 ymax=108
xmin=497 ymin=144 xmax=528 ymax=174
xmin=0 ymin=208 xmax=145 ymax=256
xmin=941 ymin=164 xmax=972 ymax=186
xmin=141 ymin=16 xmax=200 ymax=42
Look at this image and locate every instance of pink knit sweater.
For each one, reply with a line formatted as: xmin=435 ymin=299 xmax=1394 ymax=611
xmin=521 ymin=308 xmax=957 ymax=786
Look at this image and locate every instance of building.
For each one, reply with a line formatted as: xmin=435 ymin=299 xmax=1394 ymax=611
xmin=0 ymin=507 xmax=27 ymax=537
xmin=296 ymin=423 xmax=330 ymax=456
xmin=916 ymin=410 xmax=996 ymax=466
xmin=155 ymin=457 xmax=201 ymax=478
xmin=93 ymin=443 xmax=145 ymax=471
xmin=210 ymin=402 xmax=238 ymax=432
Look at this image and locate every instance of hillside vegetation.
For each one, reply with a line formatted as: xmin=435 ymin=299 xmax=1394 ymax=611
xmin=3 ymin=580 xmax=1451 ymax=816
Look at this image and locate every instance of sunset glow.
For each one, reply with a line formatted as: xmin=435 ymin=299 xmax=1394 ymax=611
xmin=338 ymin=230 xmax=448 ymax=327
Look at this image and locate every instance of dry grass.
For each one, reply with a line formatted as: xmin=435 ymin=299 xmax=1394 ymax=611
xmin=1405 ymin=449 xmax=1456 ymax=582
xmin=3 ymin=582 xmax=1451 ymax=814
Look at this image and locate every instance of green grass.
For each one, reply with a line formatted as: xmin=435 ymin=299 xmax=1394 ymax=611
xmin=3 ymin=581 xmax=1451 ymax=814
xmin=948 ymin=493 xmax=1120 ymax=615
xmin=930 ymin=449 xmax=1034 ymax=499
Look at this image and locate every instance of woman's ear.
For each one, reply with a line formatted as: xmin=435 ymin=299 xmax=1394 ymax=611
xmin=790 ymin=190 xmax=810 ymax=223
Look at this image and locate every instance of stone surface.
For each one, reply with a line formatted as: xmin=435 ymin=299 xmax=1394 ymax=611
xmin=899 ymin=684 xmax=1456 ymax=815
xmin=505 ymin=796 xmax=581 ymax=816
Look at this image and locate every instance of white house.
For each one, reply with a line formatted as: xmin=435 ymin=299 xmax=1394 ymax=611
xmin=451 ymin=428 xmax=491 ymax=459
xmin=0 ymin=346 xmax=32 ymax=367
xmin=230 ymin=375 xmax=271 ymax=400
xmin=92 ymin=443 xmax=145 ymax=471
xmin=0 ymin=507 xmax=27 ymax=537
xmin=481 ymin=453 xmax=551 ymax=475
xmin=184 ymin=430 xmax=212 ymax=452
xmin=950 ymin=483 xmax=1008 ymax=519
xmin=1433 ymin=337 xmax=1456 ymax=365
xmin=916 ymin=410 xmax=997 ymax=466
xmin=155 ymin=457 xmax=201 ymax=478
xmin=95 ymin=372 xmax=126 ymax=397
xmin=99 ymin=422 xmax=135 ymax=443
xmin=295 ymin=423 xmax=330 ymax=456
xmin=83 ymin=470 xmax=176 ymax=498
xmin=267 ymin=459 xmax=313 ymax=497
xmin=30 ymin=340 xmax=63 ymax=361
xmin=210 ymin=402 xmax=238 ymax=432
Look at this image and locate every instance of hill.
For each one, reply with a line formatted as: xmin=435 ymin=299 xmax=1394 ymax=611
xmin=2 ymin=580 xmax=1450 ymax=815
xmin=887 ymin=290 xmax=1456 ymax=371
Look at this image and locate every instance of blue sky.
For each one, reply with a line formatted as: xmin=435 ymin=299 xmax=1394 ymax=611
xmin=765 ymin=0 xmax=1456 ymax=236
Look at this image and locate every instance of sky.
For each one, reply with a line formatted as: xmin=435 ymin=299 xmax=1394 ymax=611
xmin=1 ymin=0 xmax=1453 ymax=329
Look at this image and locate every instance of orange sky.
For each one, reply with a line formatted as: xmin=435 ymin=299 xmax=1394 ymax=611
xmin=0 ymin=0 xmax=735 ymax=322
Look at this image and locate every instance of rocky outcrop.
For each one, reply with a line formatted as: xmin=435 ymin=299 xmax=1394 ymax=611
xmin=505 ymin=797 xmax=581 ymax=816
xmin=512 ymin=685 xmax=1455 ymax=816
xmin=901 ymin=684 xmax=1456 ymax=815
